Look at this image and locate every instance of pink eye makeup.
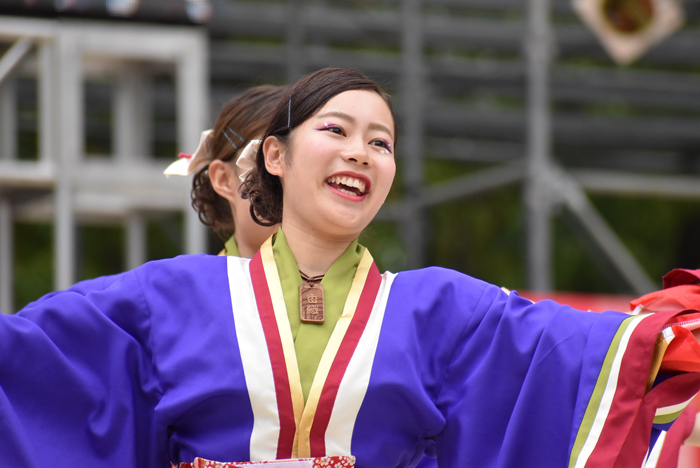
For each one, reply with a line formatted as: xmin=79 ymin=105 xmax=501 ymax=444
xmin=316 ymin=122 xmax=339 ymax=130
xmin=315 ymin=122 xmax=346 ymax=136
xmin=315 ymin=121 xmax=392 ymax=153
xmin=372 ymin=139 xmax=392 ymax=154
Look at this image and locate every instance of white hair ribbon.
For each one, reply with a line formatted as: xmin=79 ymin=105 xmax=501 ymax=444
xmin=164 ymin=129 xmax=213 ymax=177
xmin=236 ymin=139 xmax=261 ymax=182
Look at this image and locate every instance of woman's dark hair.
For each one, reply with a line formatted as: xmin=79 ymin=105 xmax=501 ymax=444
xmin=240 ymin=68 xmax=396 ymax=227
xmin=191 ymin=85 xmax=289 ymax=239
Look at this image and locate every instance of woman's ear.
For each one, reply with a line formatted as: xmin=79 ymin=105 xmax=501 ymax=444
xmin=263 ymin=136 xmax=285 ymax=178
xmin=208 ymin=159 xmax=240 ymax=204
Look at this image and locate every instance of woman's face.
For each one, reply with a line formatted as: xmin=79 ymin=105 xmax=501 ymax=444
xmin=268 ymin=89 xmax=396 ymax=241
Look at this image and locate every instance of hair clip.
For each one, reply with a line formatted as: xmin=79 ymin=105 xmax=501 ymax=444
xmin=223 ymin=126 xmax=246 ymax=151
xmin=164 ymin=129 xmax=213 ymax=177
xmin=287 ymin=94 xmax=292 ymax=128
xmin=236 ymin=140 xmax=261 ymax=182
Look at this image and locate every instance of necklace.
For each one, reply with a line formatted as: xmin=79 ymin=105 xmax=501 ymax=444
xmin=299 ymin=271 xmax=325 ymax=324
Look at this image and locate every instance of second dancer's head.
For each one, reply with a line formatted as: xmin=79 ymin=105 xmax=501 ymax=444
xmin=191 ymin=85 xmax=288 ymax=256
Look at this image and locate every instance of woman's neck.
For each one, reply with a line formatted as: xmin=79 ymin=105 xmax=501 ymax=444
xmin=235 ymin=234 xmax=258 ymax=259
xmin=234 ymin=226 xmax=277 ymax=258
xmin=281 ymin=221 xmax=356 ymax=277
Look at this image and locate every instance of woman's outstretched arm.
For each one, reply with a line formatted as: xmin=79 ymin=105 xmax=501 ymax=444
xmin=0 ymin=270 xmax=165 ymax=467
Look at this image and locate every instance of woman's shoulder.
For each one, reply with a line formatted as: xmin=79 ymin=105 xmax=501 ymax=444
xmin=22 ymin=255 xmax=231 ymax=312
xmin=134 ymin=253 xmax=230 ymax=272
xmin=138 ymin=253 xmax=229 ymax=267
xmin=388 ymin=266 xmax=504 ymax=313
xmin=392 ymin=266 xmax=494 ymax=293
xmin=131 ymin=254 xmax=235 ymax=292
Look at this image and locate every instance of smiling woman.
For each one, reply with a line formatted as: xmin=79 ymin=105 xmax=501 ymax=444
xmin=246 ymin=93 xmax=395 ymax=280
xmin=242 ymin=69 xmax=397 ymax=231
xmin=264 ymin=89 xmax=394 ymax=229
xmin=1 ymin=68 xmax=700 ymax=468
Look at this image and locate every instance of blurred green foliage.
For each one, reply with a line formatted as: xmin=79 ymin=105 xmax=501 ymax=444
xmin=14 ymin=223 xmax=53 ymax=308
xmin=13 ymin=217 xmax=184 ymax=311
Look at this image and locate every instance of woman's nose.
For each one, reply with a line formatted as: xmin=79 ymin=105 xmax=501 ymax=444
xmin=344 ymin=139 xmax=370 ymax=166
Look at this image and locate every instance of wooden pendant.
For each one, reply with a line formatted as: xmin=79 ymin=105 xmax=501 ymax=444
xmin=300 ymin=281 xmax=325 ymax=324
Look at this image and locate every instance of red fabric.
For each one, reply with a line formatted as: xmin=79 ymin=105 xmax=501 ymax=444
xmin=660 ymin=325 xmax=700 ymax=374
xmin=309 ymin=263 xmax=382 ymax=457
xmin=664 ymin=269 xmax=700 ymax=290
xmin=249 ymin=253 xmax=297 ymax=460
xmin=631 ymin=285 xmax=700 ymax=376
xmin=657 ymin=404 xmax=698 ymax=468
xmin=625 ymin=271 xmax=700 ymax=467
xmin=613 ymin=373 xmax=700 ymax=468
xmin=631 ymin=286 xmax=700 ymax=313
xmin=584 ymin=309 xmax=693 ymax=467
xmin=178 ymin=457 xmax=356 ymax=468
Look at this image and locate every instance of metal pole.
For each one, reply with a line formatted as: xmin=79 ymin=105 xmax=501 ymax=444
xmin=0 ymin=78 xmax=16 ymax=160
xmin=0 ymin=197 xmax=13 ymax=314
xmin=524 ymin=0 xmax=554 ymax=291
xmin=39 ymin=39 xmax=55 ymax=165
xmin=0 ymin=69 xmax=16 ymax=312
xmin=554 ymin=167 xmax=656 ymax=294
xmin=177 ymin=33 xmax=208 ymax=255
xmin=401 ymin=0 xmax=427 ymax=269
xmin=126 ymin=213 xmax=147 ymax=270
xmin=115 ymin=64 xmax=150 ymax=268
xmin=115 ymin=63 xmax=151 ymax=162
xmin=0 ymin=37 xmax=33 ymax=86
xmin=54 ymin=30 xmax=80 ymax=291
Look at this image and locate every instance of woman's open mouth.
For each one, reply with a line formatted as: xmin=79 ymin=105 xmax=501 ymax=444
xmin=326 ymin=174 xmax=370 ymax=199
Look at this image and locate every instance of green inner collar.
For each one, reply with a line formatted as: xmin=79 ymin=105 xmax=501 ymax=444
xmin=224 ymin=235 xmax=241 ymax=257
xmin=272 ymin=229 xmax=365 ymax=402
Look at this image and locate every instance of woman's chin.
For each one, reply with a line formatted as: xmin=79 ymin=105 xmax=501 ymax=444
xmin=284 ymin=195 xmax=379 ymax=240
xmin=325 ymin=206 xmax=377 ymax=235
xmin=311 ymin=213 xmax=372 ymax=241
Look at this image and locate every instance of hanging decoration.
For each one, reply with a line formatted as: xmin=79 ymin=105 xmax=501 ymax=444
xmin=572 ymin=0 xmax=685 ymax=65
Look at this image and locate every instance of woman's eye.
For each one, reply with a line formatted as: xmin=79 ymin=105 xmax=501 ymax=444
xmin=319 ymin=123 xmax=344 ymax=136
xmin=370 ymin=140 xmax=392 ymax=153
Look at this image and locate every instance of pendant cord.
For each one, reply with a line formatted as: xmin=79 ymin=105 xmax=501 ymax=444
xmin=300 ymin=271 xmax=324 ymax=284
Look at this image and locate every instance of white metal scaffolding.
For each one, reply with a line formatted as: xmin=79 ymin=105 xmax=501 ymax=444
xmin=0 ymin=18 xmax=209 ymax=313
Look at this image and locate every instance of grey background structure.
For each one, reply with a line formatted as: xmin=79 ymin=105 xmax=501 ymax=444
xmin=209 ymin=0 xmax=700 ymax=294
xmin=2 ymin=0 xmax=700 ymax=314
xmin=0 ymin=18 xmax=208 ymax=313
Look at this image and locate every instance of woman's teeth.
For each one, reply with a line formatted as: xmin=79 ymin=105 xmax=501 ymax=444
xmin=327 ymin=175 xmax=367 ymax=195
xmin=337 ymin=187 xmax=357 ymax=196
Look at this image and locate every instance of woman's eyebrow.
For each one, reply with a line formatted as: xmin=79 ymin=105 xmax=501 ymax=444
xmin=368 ymin=122 xmax=394 ymax=140
xmin=317 ymin=110 xmax=394 ymax=139
xmin=316 ymin=110 xmax=355 ymax=122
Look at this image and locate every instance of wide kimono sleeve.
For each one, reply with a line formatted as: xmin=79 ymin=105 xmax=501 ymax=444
xmin=427 ymin=272 xmax=700 ymax=468
xmin=0 ymin=269 xmax=165 ymax=467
